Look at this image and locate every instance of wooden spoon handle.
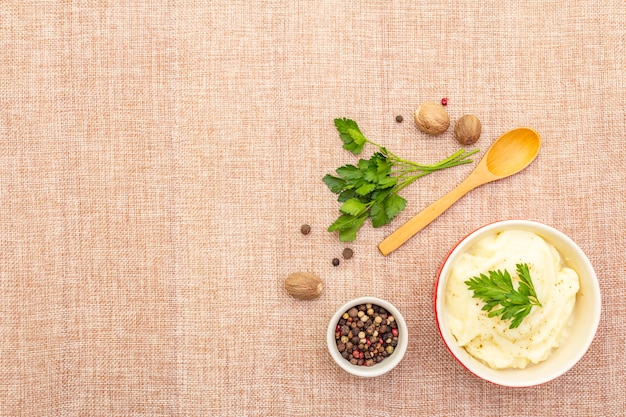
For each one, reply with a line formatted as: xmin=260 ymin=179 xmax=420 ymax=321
xmin=378 ymin=177 xmax=483 ymax=256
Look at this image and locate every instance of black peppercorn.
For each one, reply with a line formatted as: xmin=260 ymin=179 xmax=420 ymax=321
xmin=332 ymin=258 xmax=340 ymax=266
xmin=395 ymin=115 xmax=403 ymax=123
xmin=300 ymin=224 xmax=311 ymax=235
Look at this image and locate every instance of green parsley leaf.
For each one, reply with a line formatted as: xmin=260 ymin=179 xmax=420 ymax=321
xmin=363 ymin=167 xmax=380 ymax=183
xmin=327 ymin=213 xmax=361 ymax=232
xmin=376 ymin=177 xmax=397 ymax=189
xmin=322 ymin=174 xmax=346 ymax=194
xmin=355 ymin=182 xmax=377 ymax=196
xmin=369 ymin=200 xmax=390 ymax=228
xmin=465 ymin=263 xmax=542 ymax=329
xmin=328 ymin=212 xmax=368 ymax=242
xmin=339 ymin=198 xmax=368 ymax=216
xmin=337 ymin=189 xmax=356 ymax=202
xmin=384 ymin=194 xmax=406 ymax=219
xmin=335 ymin=164 xmax=362 ymax=180
xmin=334 ymin=118 xmax=367 ymax=155
xmin=375 ymin=153 xmax=392 ymax=174
xmin=324 ymin=118 xmax=479 ymax=242
xmin=338 ymin=219 xmax=366 ymax=241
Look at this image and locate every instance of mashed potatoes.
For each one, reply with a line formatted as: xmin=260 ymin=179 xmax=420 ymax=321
xmin=445 ymin=229 xmax=579 ymax=369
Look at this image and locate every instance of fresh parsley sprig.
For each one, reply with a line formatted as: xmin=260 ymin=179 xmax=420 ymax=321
xmin=465 ymin=263 xmax=542 ymax=329
xmin=323 ymin=118 xmax=479 ymax=242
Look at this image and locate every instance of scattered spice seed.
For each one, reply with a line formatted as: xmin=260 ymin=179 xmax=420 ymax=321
xmin=334 ymin=303 xmax=399 ymax=366
xmin=342 ymin=247 xmax=354 ymax=259
xmin=441 ymin=97 xmax=448 ymax=106
xmin=395 ymin=115 xmax=404 ymax=123
xmin=300 ymin=224 xmax=311 ymax=235
xmin=332 ymin=258 xmax=340 ymax=266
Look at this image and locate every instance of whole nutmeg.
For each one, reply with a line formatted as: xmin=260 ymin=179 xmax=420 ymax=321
xmin=454 ymin=114 xmax=482 ymax=145
xmin=285 ymin=272 xmax=323 ymax=300
xmin=414 ymin=101 xmax=450 ymax=135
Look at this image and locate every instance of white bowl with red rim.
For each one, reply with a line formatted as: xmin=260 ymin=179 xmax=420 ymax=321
xmin=434 ymin=220 xmax=601 ymax=387
xmin=327 ymin=296 xmax=408 ymax=377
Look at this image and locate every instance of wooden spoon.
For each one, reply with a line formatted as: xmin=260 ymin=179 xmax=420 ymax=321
xmin=378 ymin=127 xmax=541 ymax=256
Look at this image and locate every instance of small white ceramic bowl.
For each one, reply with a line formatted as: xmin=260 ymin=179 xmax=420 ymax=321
xmin=327 ymin=296 xmax=408 ymax=377
xmin=434 ymin=220 xmax=601 ymax=387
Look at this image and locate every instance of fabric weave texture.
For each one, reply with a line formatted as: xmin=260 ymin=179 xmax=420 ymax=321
xmin=0 ymin=1 xmax=624 ymax=416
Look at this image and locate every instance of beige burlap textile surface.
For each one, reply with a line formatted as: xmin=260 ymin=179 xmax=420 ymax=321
xmin=1 ymin=1 xmax=625 ymax=416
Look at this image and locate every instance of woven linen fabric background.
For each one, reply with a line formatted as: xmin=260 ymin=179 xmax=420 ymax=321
xmin=1 ymin=1 xmax=625 ymax=416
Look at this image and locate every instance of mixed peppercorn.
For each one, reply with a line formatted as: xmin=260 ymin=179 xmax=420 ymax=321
xmin=334 ymin=303 xmax=399 ymax=366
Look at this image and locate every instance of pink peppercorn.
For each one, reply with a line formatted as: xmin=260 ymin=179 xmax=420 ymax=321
xmin=392 ymin=328 xmax=399 ymax=337
xmin=441 ymin=97 xmax=448 ymax=106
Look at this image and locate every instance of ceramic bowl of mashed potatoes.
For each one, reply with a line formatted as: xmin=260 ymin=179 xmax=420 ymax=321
xmin=434 ymin=220 xmax=601 ymax=387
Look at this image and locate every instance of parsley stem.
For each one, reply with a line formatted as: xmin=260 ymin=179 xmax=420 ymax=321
xmin=392 ymin=149 xmax=479 ymax=170
xmin=391 ymin=149 xmax=479 ymax=180
xmin=390 ymin=149 xmax=480 ymax=194
xmin=393 ymin=174 xmax=427 ymax=194
xmin=365 ymin=138 xmax=397 ymax=157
